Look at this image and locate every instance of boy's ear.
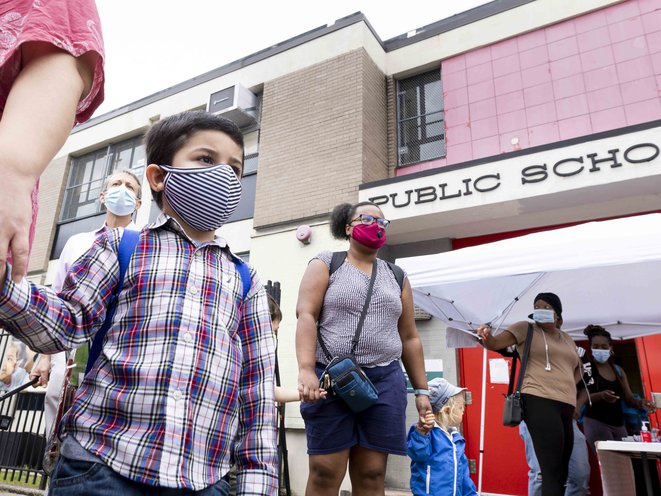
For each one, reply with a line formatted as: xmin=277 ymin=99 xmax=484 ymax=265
xmin=146 ymin=164 xmax=165 ymax=192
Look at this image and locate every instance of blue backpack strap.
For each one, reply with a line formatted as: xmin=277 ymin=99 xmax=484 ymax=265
xmin=232 ymin=256 xmax=251 ymax=301
xmin=86 ymin=229 xmax=141 ymax=374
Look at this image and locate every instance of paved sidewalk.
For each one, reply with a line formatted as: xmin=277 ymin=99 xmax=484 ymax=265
xmin=0 ymin=483 xmax=44 ymax=496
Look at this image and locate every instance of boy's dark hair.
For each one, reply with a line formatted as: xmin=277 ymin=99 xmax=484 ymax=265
xmin=329 ymin=201 xmax=380 ymax=240
xmin=267 ymin=295 xmax=282 ymax=323
xmin=145 ymin=111 xmax=245 ymax=208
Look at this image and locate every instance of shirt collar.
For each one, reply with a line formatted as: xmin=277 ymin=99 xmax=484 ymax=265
xmin=98 ymin=221 xmax=138 ymax=233
xmin=149 ymin=212 xmax=228 ymax=249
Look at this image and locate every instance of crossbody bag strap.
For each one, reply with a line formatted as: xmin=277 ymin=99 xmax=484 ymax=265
xmin=318 ymin=259 xmax=378 ymax=360
xmin=507 ymin=351 xmax=519 ymax=397
xmin=350 ymin=260 xmax=378 ymax=355
xmin=515 ymin=323 xmax=534 ymax=394
xmin=317 ymin=331 xmax=334 ymax=362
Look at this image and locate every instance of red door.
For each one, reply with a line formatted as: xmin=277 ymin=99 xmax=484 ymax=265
xmin=460 ymin=347 xmax=529 ymax=495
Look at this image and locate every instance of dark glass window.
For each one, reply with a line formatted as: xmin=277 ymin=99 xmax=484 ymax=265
xmin=397 ymin=70 xmax=445 ymax=167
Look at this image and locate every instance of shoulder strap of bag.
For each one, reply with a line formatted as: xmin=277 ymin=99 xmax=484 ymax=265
xmin=513 ymin=323 xmax=534 ymax=394
xmin=318 ymin=258 xmax=378 ymax=361
xmin=507 ymin=351 xmax=519 ymax=397
xmin=350 ymin=260 xmax=378 ymax=355
xmin=231 ymin=255 xmax=251 ymax=301
xmin=86 ymin=229 xmax=141 ymax=374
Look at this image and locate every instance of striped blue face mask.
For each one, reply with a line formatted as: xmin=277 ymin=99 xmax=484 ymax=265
xmin=160 ymin=164 xmax=242 ymax=231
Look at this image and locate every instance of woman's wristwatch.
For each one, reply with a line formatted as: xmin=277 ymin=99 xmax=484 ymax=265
xmin=414 ymin=389 xmax=430 ymax=396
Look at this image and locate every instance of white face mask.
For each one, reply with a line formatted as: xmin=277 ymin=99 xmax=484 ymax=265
xmin=103 ymin=185 xmax=137 ymax=216
xmin=533 ymin=308 xmax=555 ymax=323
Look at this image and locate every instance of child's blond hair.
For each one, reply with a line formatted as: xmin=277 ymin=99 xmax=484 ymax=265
xmin=434 ymin=393 xmax=464 ymax=429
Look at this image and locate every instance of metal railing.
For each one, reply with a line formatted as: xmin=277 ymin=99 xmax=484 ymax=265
xmin=1 ymin=331 xmax=48 ymax=490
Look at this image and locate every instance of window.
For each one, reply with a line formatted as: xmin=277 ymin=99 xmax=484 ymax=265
xmin=243 ymin=153 xmax=258 ymax=176
xmin=60 ymin=136 xmax=146 ymax=221
xmin=397 ymin=70 xmax=445 ymax=167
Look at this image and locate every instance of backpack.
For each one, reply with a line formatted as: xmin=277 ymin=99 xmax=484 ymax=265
xmin=329 ymin=251 xmax=405 ymax=292
xmin=86 ymin=229 xmax=251 ymax=372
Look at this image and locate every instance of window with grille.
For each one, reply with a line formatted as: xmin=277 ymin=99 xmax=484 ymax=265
xmin=397 ymin=70 xmax=445 ymax=167
xmin=60 ymin=136 xmax=146 ymax=222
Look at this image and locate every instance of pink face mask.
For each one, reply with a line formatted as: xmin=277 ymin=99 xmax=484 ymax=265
xmin=352 ymin=223 xmax=387 ymax=249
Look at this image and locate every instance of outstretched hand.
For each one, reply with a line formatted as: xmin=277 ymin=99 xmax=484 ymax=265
xmin=475 ymin=324 xmax=492 ymax=341
xmin=640 ymin=399 xmax=656 ymax=413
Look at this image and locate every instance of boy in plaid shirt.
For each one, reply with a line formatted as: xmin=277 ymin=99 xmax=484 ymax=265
xmin=0 ymin=111 xmax=278 ymax=495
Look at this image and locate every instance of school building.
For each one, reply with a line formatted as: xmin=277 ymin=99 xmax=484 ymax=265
xmin=25 ymin=0 xmax=661 ymax=493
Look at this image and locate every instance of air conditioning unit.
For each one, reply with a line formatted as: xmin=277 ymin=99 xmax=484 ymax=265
xmin=207 ymin=84 xmax=258 ymax=129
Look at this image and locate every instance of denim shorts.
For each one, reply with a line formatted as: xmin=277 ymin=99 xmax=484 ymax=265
xmin=300 ymin=360 xmax=407 ymax=456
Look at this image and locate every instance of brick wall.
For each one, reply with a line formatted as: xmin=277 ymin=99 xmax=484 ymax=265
xmin=29 ymin=155 xmax=68 ymax=274
xmin=385 ymin=76 xmax=398 ymax=176
xmin=254 ymin=48 xmax=388 ymax=228
xmin=361 ymin=52 xmax=388 ymax=185
xmin=399 ymin=0 xmax=661 ymax=175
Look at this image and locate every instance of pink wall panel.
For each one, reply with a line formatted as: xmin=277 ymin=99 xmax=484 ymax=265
xmin=397 ymin=0 xmax=661 ymax=176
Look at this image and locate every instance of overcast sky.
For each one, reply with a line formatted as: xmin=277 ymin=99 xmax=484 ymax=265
xmin=94 ymin=0 xmax=490 ymax=116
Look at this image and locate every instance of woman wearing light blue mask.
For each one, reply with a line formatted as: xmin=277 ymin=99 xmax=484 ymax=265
xmin=476 ymin=292 xmax=582 ymax=496
xmin=576 ymin=325 xmax=655 ymax=453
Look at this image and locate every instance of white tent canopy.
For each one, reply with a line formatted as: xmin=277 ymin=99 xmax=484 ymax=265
xmin=398 ymin=213 xmax=661 ymax=342
xmin=398 ymin=213 xmax=661 ymax=492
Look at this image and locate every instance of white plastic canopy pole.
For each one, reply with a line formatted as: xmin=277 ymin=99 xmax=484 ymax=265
xmin=478 ymin=345 xmax=487 ymax=494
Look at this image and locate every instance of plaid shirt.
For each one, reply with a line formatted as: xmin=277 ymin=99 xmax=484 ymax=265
xmin=0 ymin=214 xmax=278 ymax=493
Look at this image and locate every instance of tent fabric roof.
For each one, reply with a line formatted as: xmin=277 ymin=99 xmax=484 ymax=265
xmin=398 ymin=213 xmax=661 ymax=342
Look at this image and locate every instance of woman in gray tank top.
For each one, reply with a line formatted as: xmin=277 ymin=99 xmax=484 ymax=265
xmin=296 ymin=201 xmax=431 ymax=496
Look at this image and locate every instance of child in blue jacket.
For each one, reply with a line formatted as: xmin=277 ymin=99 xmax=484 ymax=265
xmin=407 ymin=378 xmax=477 ymax=496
